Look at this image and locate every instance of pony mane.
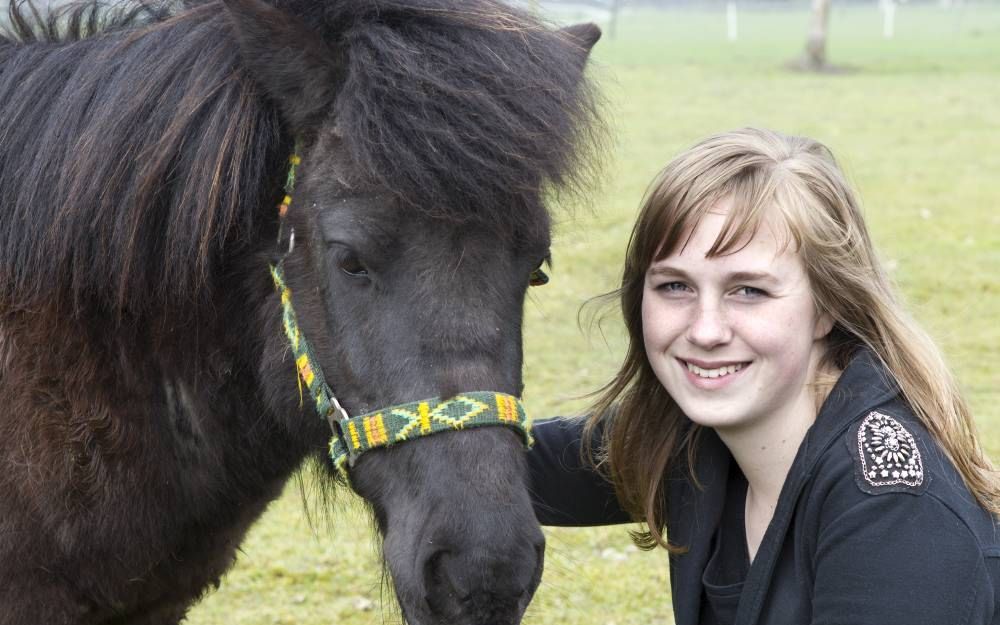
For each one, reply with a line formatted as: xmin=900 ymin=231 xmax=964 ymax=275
xmin=0 ymin=0 xmax=285 ymax=319
xmin=0 ymin=0 xmax=603 ymax=319
xmin=0 ymin=1 xmax=168 ymax=44
xmin=291 ymin=0 xmax=606 ymax=224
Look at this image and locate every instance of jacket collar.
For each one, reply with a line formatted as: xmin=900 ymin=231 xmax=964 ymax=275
xmin=798 ymin=347 xmax=900 ymax=467
xmin=732 ymin=347 xmax=900 ymax=625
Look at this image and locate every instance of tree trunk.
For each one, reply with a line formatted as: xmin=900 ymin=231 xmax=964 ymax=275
xmin=804 ymin=0 xmax=831 ymax=70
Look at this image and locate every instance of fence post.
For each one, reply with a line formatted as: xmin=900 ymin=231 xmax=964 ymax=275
xmin=727 ymin=1 xmax=739 ymax=41
xmin=881 ymin=0 xmax=896 ymax=39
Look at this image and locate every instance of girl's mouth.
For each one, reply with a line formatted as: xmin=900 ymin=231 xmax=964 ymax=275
xmin=678 ymin=358 xmax=752 ymax=387
xmin=685 ymin=361 xmax=746 ymax=379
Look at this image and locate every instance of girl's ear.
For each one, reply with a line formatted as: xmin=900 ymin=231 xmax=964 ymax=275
xmin=223 ymin=0 xmax=346 ymax=132
xmin=814 ymin=311 xmax=836 ymax=340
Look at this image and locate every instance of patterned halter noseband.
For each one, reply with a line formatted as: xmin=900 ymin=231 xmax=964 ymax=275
xmin=268 ymin=149 xmax=543 ymax=475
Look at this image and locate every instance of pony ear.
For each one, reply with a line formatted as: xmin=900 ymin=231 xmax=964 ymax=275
xmin=559 ymin=22 xmax=602 ymax=68
xmin=223 ymin=0 xmax=345 ymax=132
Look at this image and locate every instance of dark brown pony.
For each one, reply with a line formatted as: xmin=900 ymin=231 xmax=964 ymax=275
xmin=0 ymin=1 xmax=602 ymax=623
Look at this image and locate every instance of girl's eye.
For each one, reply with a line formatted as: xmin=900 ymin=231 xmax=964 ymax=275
xmin=734 ymin=286 xmax=766 ymax=298
xmin=656 ymin=281 xmax=690 ymax=293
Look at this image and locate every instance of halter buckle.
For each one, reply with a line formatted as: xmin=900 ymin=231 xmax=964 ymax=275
xmin=325 ymin=395 xmax=352 ymax=449
xmin=327 ymin=405 xmax=350 ymax=432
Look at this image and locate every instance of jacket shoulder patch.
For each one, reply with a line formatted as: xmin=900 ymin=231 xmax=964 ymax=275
xmin=851 ymin=410 xmax=928 ymax=496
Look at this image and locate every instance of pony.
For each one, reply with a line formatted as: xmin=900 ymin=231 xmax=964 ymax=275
xmin=0 ymin=0 xmax=603 ymax=623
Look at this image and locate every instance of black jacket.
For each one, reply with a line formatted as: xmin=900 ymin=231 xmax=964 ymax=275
xmin=527 ymin=350 xmax=1000 ymax=624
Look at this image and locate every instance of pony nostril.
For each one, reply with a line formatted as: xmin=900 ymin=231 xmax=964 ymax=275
xmin=529 ymin=539 xmax=546 ymax=596
xmin=421 ymin=531 xmax=545 ymax=615
xmin=424 ymin=548 xmax=446 ymax=586
xmin=535 ymin=535 xmax=546 ymax=560
xmin=423 ymin=548 xmax=464 ymax=603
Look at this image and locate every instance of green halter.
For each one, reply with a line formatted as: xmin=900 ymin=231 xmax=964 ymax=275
xmin=269 ymin=149 xmax=542 ymax=475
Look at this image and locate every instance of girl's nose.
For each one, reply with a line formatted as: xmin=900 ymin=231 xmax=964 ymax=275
xmin=685 ymin=302 xmax=732 ymax=348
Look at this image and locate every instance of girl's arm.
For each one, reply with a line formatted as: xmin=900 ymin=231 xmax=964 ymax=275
xmin=527 ymin=417 xmax=632 ymax=526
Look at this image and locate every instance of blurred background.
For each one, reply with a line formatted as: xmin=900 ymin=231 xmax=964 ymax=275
xmin=7 ymin=0 xmax=994 ymax=622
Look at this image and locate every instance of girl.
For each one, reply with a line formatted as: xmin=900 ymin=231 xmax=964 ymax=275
xmin=528 ymin=128 xmax=1000 ymax=624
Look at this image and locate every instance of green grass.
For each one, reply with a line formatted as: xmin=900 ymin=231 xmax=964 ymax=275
xmin=187 ymin=4 xmax=1000 ymax=623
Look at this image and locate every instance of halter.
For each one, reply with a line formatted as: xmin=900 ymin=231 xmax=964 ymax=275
xmin=269 ymin=150 xmax=546 ymax=475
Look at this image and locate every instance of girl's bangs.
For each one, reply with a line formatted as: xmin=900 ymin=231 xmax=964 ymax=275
xmin=650 ymin=174 xmax=798 ymax=264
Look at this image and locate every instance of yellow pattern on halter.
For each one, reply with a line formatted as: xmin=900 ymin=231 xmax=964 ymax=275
xmin=329 ymin=392 xmax=534 ymax=475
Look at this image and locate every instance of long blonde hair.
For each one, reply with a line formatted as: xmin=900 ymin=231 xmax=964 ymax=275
xmin=587 ymin=127 xmax=999 ymax=551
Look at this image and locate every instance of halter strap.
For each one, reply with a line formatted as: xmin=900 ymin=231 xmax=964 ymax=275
xmin=268 ymin=149 xmax=538 ymax=476
xmin=329 ymin=392 xmax=533 ymax=473
xmin=270 ymin=263 xmax=349 ymax=428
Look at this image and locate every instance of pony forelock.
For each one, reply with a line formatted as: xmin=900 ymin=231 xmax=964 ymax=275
xmin=0 ymin=0 xmax=603 ymax=319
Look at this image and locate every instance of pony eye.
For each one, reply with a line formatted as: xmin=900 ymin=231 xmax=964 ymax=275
xmin=529 ymin=262 xmax=549 ymax=287
xmin=529 ymin=267 xmax=549 ymax=287
xmin=338 ymin=252 xmax=369 ymax=278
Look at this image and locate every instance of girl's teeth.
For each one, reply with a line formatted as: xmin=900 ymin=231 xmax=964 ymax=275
xmin=686 ymin=362 xmax=744 ymax=378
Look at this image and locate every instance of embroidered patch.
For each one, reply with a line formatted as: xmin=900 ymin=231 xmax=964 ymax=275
xmin=853 ymin=410 xmax=926 ymax=495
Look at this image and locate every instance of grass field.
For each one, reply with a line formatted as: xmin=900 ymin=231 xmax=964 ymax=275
xmin=187 ymin=3 xmax=1000 ymax=623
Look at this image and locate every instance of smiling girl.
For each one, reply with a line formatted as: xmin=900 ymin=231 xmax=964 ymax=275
xmin=528 ymin=128 xmax=1000 ymax=624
